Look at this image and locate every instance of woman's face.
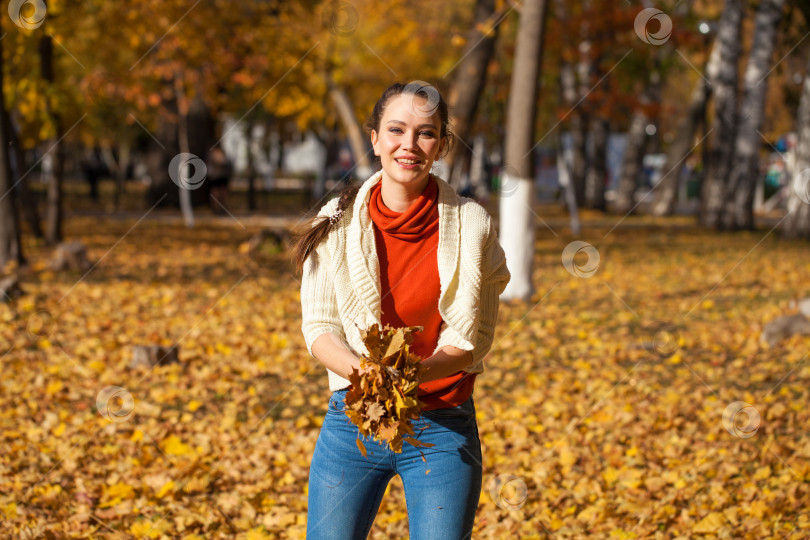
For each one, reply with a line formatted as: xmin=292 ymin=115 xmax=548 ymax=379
xmin=371 ymin=93 xmax=445 ymax=192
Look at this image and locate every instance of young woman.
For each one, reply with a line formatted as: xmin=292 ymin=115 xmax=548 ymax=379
xmin=297 ymin=82 xmax=510 ymax=539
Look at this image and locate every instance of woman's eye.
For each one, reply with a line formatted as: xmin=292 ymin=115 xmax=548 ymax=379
xmin=420 ymin=131 xmax=436 ymax=138
xmin=389 ymin=128 xmax=403 ymax=134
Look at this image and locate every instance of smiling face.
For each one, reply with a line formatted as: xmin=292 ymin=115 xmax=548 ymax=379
xmin=370 ymin=93 xmax=446 ymax=194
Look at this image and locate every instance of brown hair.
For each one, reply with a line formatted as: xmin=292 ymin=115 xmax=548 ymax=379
xmin=293 ymin=81 xmax=453 ymax=273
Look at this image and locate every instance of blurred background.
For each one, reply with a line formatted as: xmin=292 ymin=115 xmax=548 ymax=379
xmin=2 ymin=0 xmax=809 ymax=265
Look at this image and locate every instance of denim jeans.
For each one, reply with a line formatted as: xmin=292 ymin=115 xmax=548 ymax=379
xmin=307 ymin=389 xmax=482 ymax=539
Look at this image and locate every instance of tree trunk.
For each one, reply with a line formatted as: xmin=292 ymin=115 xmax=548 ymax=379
xmin=560 ymin=61 xmax=588 ymax=206
xmin=722 ymin=0 xmax=786 ymax=230
xmin=614 ymin=74 xmax=660 ymax=215
xmin=584 ymin=116 xmax=608 ymax=210
xmin=113 ymin=142 xmax=131 ymax=212
xmin=499 ymin=0 xmax=547 ymax=301
xmin=613 ymin=111 xmax=647 ymax=215
xmin=445 ymin=0 xmax=499 ymax=191
xmin=174 ymin=72 xmax=195 ymax=227
xmin=557 ymin=143 xmax=581 ymax=236
xmin=700 ymin=0 xmax=744 ymax=227
xmin=246 ymin=121 xmax=258 ymax=211
xmin=0 ymin=28 xmax=24 ymax=268
xmin=5 ymin=109 xmax=42 ymax=237
xmin=41 ymin=25 xmax=64 ymax=245
xmin=651 ymin=75 xmax=710 ymax=216
xmin=329 ymin=86 xmax=373 ymax=180
xmin=782 ymin=53 xmax=810 ymax=239
xmin=187 ymin=94 xmax=214 ymax=208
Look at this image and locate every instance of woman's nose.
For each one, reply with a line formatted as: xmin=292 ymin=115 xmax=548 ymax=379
xmin=404 ymin=132 xmax=419 ymax=150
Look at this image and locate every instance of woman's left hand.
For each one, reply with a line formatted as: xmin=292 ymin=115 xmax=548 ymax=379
xmin=419 ymin=346 xmax=473 ymax=383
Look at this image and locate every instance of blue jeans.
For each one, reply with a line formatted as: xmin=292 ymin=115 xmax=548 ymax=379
xmin=307 ymin=389 xmax=482 ymax=539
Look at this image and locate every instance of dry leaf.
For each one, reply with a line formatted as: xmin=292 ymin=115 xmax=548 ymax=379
xmin=345 ymin=324 xmax=435 ymax=455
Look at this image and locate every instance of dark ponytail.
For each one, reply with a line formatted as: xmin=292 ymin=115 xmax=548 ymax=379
xmin=294 ymin=183 xmax=360 ymax=273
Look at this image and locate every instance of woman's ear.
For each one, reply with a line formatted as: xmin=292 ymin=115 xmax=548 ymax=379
xmin=371 ymin=130 xmax=379 ymax=156
xmin=438 ymin=137 xmax=448 ymax=159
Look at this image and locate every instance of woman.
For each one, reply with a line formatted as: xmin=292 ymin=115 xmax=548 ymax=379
xmin=297 ymin=81 xmax=510 ymax=539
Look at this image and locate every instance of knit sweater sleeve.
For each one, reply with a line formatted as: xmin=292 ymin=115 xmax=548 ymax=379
xmin=470 ymin=218 xmax=510 ymax=367
xmin=300 ymin=200 xmax=346 ymax=357
xmin=434 ymin=210 xmax=510 ymax=371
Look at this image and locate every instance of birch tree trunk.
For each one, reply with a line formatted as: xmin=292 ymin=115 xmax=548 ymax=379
xmin=560 ymin=61 xmax=588 ymax=206
xmin=783 ymin=53 xmax=810 ymax=239
xmin=174 ymin=73 xmax=194 ymax=228
xmin=722 ymin=0 xmax=786 ymax=230
xmin=700 ymin=0 xmax=743 ymax=227
xmin=557 ymin=143 xmax=581 ymax=236
xmin=613 ymin=112 xmax=647 ymax=214
xmin=614 ymin=73 xmax=660 ymax=215
xmin=584 ymin=117 xmax=608 ymax=210
xmin=499 ymin=0 xmax=547 ymax=301
xmin=651 ymin=74 xmax=710 ymax=216
xmin=446 ymin=0 xmax=499 ymax=192
xmin=0 ymin=27 xmax=24 ymax=268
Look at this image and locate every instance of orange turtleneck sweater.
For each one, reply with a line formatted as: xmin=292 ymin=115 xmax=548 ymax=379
xmin=368 ymin=176 xmax=476 ymax=411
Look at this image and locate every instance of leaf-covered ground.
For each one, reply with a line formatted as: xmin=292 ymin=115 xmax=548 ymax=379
xmin=1 ymin=205 xmax=808 ymax=539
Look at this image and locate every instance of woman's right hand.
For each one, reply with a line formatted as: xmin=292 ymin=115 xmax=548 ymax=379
xmin=311 ymin=332 xmax=362 ymax=379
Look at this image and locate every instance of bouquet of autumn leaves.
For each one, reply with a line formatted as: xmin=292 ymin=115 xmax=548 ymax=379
xmin=344 ymin=324 xmax=435 ymax=457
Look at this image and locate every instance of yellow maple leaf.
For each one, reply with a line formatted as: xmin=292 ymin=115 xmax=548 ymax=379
xmin=245 ymin=528 xmax=273 ymax=540
xmin=693 ymin=512 xmax=725 ymax=534
xmin=100 ymin=482 xmax=135 ymax=508
xmin=156 ymin=480 xmax=175 ymax=498
xmin=130 ymin=520 xmax=163 ymax=538
xmin=162 ymin=435 xmax=193 ymax=456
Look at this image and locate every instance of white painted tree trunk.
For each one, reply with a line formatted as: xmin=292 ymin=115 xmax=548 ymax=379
xmin=499 ymin=0 xmax=547 ymax=301
xmin=499 ymin=175 xmax=534 ymax=300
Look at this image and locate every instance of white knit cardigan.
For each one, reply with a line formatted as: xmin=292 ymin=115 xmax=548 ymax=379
xmin=301 ymin=171 xmax=511 ymax=391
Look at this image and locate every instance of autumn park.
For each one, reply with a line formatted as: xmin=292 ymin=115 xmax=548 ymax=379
xmin=1 ymin=0 xmax=810 ymax=538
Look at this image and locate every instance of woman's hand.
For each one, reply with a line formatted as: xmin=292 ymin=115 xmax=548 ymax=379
xmin=419 ymin=346 xmax=473 ymax=383
xmin=311 ymin=333 xmax=362 ymax=379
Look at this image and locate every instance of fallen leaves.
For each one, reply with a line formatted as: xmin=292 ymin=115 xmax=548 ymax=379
xmin=0 ymin=214 xmax=809 ymax=538
xmin=345 ymin=324 xmax=433 ymax=455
